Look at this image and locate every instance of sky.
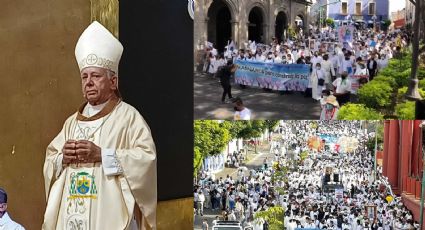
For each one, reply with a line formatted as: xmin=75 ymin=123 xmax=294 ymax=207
xmin=389 ymin=0 xmax=406 ymax=13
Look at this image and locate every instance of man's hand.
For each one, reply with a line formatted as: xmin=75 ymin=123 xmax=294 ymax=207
xmin=62 ymin=140 xmax=77 ymax=166
xmin=75 ymin=140 xmax=102 ymax=163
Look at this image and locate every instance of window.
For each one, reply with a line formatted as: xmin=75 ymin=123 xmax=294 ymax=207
xmin=342 ymin=2 xmax=348 ymax=15
xmin=369 ymin=2 xmax=376 ymax=15
xmin=356 ymin=2 xmax=362 ymax=15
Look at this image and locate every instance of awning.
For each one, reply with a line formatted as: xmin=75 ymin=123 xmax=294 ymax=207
xmin=393 ymin=19 xmax=406 ymax=28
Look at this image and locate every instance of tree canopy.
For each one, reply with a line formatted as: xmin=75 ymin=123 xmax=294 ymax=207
xmin=194 ymin=120 xmax=279 ymax=175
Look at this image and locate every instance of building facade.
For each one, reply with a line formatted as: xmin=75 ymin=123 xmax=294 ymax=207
xmin=405 ymin=0 xmax=415 ymax=28
xmin=391 ymin=9 xmax=406 ymax=29
xmin=316 ymin=0 xmax=388 ymax=23
xmin=382 ymin=120 xmax=425 ymax=228
xmin=194 ymin=0 xmax=312 ymax=52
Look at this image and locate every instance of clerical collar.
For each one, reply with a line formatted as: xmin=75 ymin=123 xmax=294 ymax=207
xmin=83 ymin=100 xmax=109 ymax=117
xmin=77 ymin=97 xmax=120 ymax=121
xmin=0 ymin=212 xmax=11 ymax=225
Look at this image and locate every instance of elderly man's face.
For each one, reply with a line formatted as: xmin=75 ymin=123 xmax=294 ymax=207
xmin=81 ymin=67 xmax=117 ymax=105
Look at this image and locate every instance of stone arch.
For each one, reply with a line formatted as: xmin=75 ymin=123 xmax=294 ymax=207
xmin=246 ymin=2 xmax=268 ymax=43
xmin=206 ymin=0 xmax=238 ymax=52
xmin=205 ymin=0 xmax=238 ymax=22
xmin=274 ymin=9 xmax=289 ymax=43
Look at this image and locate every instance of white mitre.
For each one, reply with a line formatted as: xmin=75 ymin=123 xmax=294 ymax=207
xmin=75 ymin=21 xmax=123 ymax=73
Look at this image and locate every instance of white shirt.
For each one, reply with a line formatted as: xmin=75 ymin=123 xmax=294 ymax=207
xmin=234 ymin=108 xmax=251 ymax=120
xmin=322 ymin=60 xmax=335 ymax=76
xmin=198 ymin=193 xmax=205 ymax=202
xmin=354 ymin=66 xmax=369 ymax=76
xmin=378 ymin=58 xmax=389 ymax=70
xmin=0 ymin=213 xmax=25 ymax=230
xmin=333 ymin=78 xmax=352 ymax=94
xmin=341 ymin=59 xmax=354 ymax=74
xmin=311 ymin=56 xmax=323 ymax=70
xmin=264 ymin=58 xmax=274 ymax=63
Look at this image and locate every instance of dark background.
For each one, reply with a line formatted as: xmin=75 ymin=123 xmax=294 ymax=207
xmin=119 ymin=0 xmax=194 ymax=201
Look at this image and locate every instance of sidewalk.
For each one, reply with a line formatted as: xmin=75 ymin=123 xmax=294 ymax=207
xmin=194 ymin=72 xmax=321 ymax=119
xmin=194 ymin=135 xmax=278 ymax=229
xmin=214 ymin=139 xmax=273 ymax=179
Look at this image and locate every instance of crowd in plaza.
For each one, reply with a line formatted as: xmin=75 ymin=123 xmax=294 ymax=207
xmin=194 ymin=121 xmax=419 ymax=229
xmin=199 ymin=25 xmax=411 ymax=120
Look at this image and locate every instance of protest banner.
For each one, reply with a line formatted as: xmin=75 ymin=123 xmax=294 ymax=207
xmin=234 ymin=60 xmax=310 ymax=91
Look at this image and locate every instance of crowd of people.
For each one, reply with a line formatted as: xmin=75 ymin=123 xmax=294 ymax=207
xmin=198 ymin=26 xmax=411 ymax=120
xmin=194 ymin=121 xmax=419 ymax=229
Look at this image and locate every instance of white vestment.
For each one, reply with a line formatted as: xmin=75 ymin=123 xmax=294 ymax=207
xmin=43 ymin=99 xmax=157 ymax=230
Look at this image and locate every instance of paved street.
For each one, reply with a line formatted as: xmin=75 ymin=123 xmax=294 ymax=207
xmin=194 ymin=72 xmax=321 ymax=120
xmin=194 ymin=142 xmax=275 ymax=230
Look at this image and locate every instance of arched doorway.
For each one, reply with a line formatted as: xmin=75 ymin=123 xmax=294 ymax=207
xmin=207 ymin=0 xmax=232 ymax=52
xmin=248 ymin=7 xmax=264 ymax=43
xmin=275 ymin=12 xmax=288 ymax=43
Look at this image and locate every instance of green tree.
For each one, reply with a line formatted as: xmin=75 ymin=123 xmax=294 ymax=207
xmin=236 ymin=121 xmax=267 ymax=153
xmin=271 ymin=162 xmax=288 ymax=194
xmin=220 ymin=121 xmax=249 ymax=140
xmin=254 ymin=206 xmax=285 ymax=230
xmin=366 ymin=121 xmax=384 ymax=152
xmin=395 ymin=101 xmax=416 ymax=120
xmin=263 ymin=120 xmax=280 ymax=140
xmin=381 ymin=19 xmax=392 ymax=31
xmin=338 ymin=104 xmax=384 ymax=120
xmin=238 ymin=121 xmax=265 ymax=139
xmin=326 ymin=18 xmax=335 ymax=28
xmin=194 ymin=147 xmax=203 ymax=176
xmin=194 ymin=120 xmax=231 ymax=175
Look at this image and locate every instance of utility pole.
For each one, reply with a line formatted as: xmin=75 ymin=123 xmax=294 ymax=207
xmin=316 ymin=0 xmax=341 ymax=29
xmin=406 ymin=0 xmax=423 ymax=101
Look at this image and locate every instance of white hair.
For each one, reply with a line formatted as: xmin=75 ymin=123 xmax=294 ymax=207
xmin=106 ymin=69 xmax=117 ymax=78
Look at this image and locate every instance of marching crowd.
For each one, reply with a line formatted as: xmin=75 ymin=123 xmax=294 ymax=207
xmin=199 ymin=26 xmax=411 ymax=120
xmin=194 ymin=121 xmax=419 ymax=229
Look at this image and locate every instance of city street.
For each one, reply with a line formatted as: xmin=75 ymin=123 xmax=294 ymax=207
xmin=194 ymin=72 xmax=321 ymax=120
xmin=194 ymin=142 xmax=275 ymax=230
xmin=193 ymin=121 xmax=422 ymax=229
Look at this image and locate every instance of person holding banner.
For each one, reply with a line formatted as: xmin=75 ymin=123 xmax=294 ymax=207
xmin=285 ymin=53 xmax=295 ymax=64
